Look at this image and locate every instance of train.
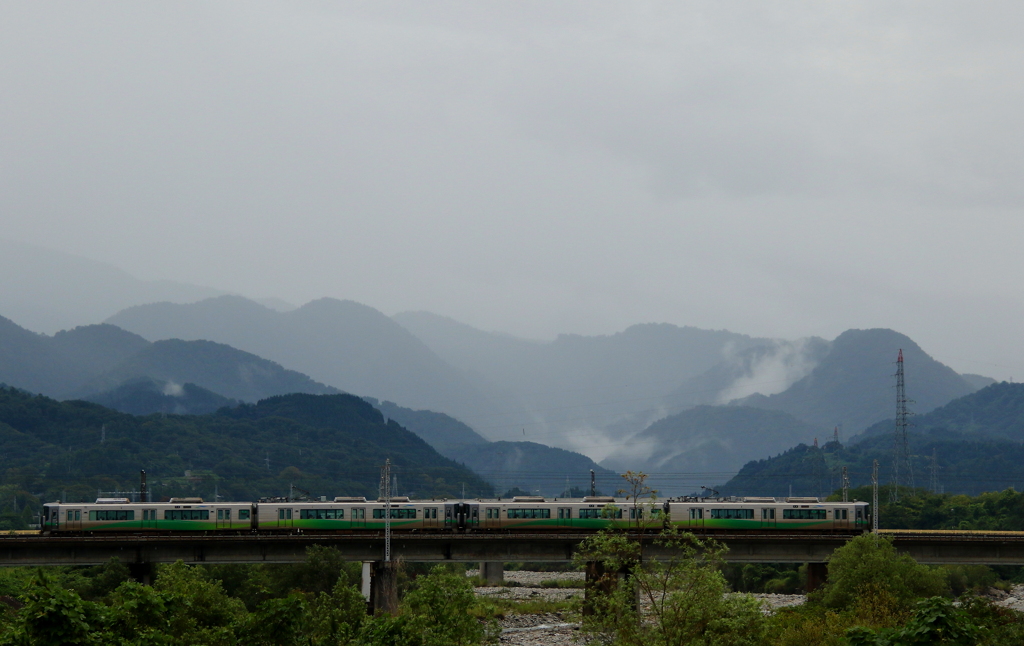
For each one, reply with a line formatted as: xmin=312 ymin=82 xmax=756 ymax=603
xmin=41 ymin=495 xmax=870 ymax=533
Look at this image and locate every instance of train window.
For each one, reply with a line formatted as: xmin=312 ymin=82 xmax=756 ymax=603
xmin=603 ymin=507 xmax=622 ymax=519
xmin=89 ymin=510 xmax=135 ymax=521
xmin=630 ymin=508 xmax=643 ymax=520
xmin=689 ymin=508 xmax=703 ymax=520
xmin=579 ymin=509 xmax=600 ymax=519
xmin=710 ymin=509 xmax=754 ymax=520
xmin=506 ymin=508 xmax=551 ymax=519
xmin=239 ymin=509 xmax=251 ymax=520
xmin=761 ymin=509 xmax=775 ymax=520
xmin=300 ymin=509 xmax=344 ymax=519
xmin=840 ymin=510 xmax=847 ymax=520
xmin=164 ymin=510 xmax=210 ymax=521
xmin=425 ymin=508 xmax=437 ymax=519
xmin=372 ymin=509 xmax=418 ymax=519
xmin=353 ymin=509 xmax=365 ymax=520
xmin=782 ymin=509 xmax=827 ymax=520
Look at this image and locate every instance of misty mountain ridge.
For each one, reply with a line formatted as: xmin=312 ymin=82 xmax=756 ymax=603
xmin=367 ymin=398 xmax=614 ymax=496
xmin=107 ymin=296 xmax=506 ymax=431
xmin=734 ymin=328 xmax=978 ymax=435
xmin=600 ymin=405 xmax=819 ymax=495
xmin=0 ymin=238 xmax=227 ymax=335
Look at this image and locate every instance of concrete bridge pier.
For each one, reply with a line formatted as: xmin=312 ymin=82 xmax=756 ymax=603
xmin=369 ymin=561 xmax=398 ymax=616
xmin=127 ymin=562 xmax=154 ymax=586
xmin=805 ymin=562 xmax=828 ymax=593
xmin=481 ymin=562 xmax=504 ymax=585
xmin=361 ymin=562 xmax=372 ymax=602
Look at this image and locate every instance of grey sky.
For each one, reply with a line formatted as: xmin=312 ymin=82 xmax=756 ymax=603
xmin=3 ymin=3 xmax=1024 ymax=380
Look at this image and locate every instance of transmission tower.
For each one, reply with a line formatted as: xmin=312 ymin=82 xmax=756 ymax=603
xmin=890 ymin=349 xmax=914 ymax=502
xmin=929 ymin=448 xmax=941 ymax=494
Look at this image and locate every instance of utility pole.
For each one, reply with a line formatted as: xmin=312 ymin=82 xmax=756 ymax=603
xmin=380 ymin=459 xmax=391 ymax=563
xmin=842 ymin=466 xmax=849 ymax=503
xmin=872 ymin=459 xmax=879 ymax=536
xmin=891 ymin=349 xmax=914 ymax=502
xmin=590 ymin=469 xmax=596 ymax=497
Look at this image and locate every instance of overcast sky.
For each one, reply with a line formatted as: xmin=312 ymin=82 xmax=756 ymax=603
xmin=3 ymin=3 xmax=1024 ymax=380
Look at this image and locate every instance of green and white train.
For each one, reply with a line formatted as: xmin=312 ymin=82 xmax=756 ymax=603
xmin=42 ymin=494 xmax=869 ymax=534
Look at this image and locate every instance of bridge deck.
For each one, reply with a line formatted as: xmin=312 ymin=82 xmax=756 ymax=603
xmin=0 ymin=530 xmax=1021 ymax=566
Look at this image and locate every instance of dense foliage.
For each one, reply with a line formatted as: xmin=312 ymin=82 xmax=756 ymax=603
xmin=0 ymin=550 xmax=495 ymax=646
xmin=0 ymin=387 xmax=492 ymax=525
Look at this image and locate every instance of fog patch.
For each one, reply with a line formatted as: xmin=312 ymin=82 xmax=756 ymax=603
xmin=162 ymin=381 xmax=185 ymax=397
xmin=717 ymin=339 xmax=820 ymax=404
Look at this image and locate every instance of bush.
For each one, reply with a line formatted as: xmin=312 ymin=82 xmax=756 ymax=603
xmin=814 ymin=534 xmax=948 ymax=610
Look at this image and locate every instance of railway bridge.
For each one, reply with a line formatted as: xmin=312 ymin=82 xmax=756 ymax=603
xmin=1 ymin=530 xmax=1020 ymax=611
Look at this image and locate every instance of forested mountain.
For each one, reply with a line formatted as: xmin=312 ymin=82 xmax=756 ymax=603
xmin=719 ymin=383 xmax=1024 ymax=497
xmin=0 ymin=388 xmax=492 ymax=507
xmin=600 ymin=405 xmax=819 ymax=494
xmin=857 ymin=381 xmax=1024 ymax=442
xmin=368 ymin=398 xmax=615 ymax=496
xmin=107 ymin=297 xmax=505 ymax=431
xmin=78 ymin=339 xmax=340 ymax=402
xmin=736 ymin=328 xmax=978 ymax=435
xmin=0 ymin=316 xmax=338 ymax=403
xmin=83 ymin=378 xmax=239 ymax=416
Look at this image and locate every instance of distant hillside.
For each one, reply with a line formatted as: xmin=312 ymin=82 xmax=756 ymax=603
xmin=367 ymin=398 xmax=615 ymax=496
xmin=0 ymin=315 xmax=339 ymax=404
xmin=737 ymin=329 xmax=978 ymax=434
xmin=720 ymin=382 xmax=1024 ymax=497
xmin=78 ymin=339 xmax=340 ymax=403
xmin=0 ymin=319 xmax=150 ymax=397
xmin=83 ymin=378 xmax=239 ymax=416
xmin=107 ymin=297 xmax=505 ymax=431
xmin=0 ymin=238 xmax=225 ymax=335
xmin=370 ymin=399 xmax=488 ymax=454
xmin=393 ymin=311 xmax=772 ymax=447
xmin=601 ymin=405 xmax=819 ymax=494
xmin=0 ymin=388 xmax=492 ymax=503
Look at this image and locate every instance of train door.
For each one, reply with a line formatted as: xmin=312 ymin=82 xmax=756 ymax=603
xmin=482 ymin=507 xmax=500 ymax=529
xmin=277 ymin=507 xmax=293 ymax=528
xmin=469 ymin=505 xmax=479 ymax=529
xmin=834 ymin=507 xmax=850 ymax=530
xmin=687 ymin=507 xmax=703 ymax=529
xmin=351 ymin=508 xmax=365 ymax=529
xmin=557 ymin=507 xmax=572 ymax=528
xmin=66 ymin=508 xmax=82 ymax=531
xmin=760 ymin=508 xmax=776 ymax=529
xmin=142 ymin=509 xmax=158 ymax=529
xmin=216 ymin=509 xmax=232 ymax=529
xmin=423 ymin=506 xmax=439 ymax=529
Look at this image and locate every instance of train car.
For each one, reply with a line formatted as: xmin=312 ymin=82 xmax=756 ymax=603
xmin=666 ymin=497 xmax=870 ymax=532
xmin=42 ymin=498 xmax=253 ymax=533
xmin=256 ymin=497 xmax=447 ymax=532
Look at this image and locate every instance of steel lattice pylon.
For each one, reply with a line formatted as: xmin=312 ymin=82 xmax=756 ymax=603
xmin=891 ymin=349 xmax=914 ymax=502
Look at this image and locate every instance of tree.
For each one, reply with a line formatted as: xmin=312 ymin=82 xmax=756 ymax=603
xmin=574 ymin=529 xmax=767 ymax=646
xmin=815 ymin=534 xmax=948 ymax=612
xmin=403 ymin=566 xmax=496 ymax=646
xmin=0 ymin=570 xmax=107 ymax=646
